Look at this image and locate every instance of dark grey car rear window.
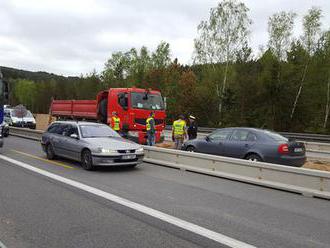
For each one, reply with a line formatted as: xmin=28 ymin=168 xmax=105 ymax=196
xmin=263 ymin=130 xmax=288 ymax=142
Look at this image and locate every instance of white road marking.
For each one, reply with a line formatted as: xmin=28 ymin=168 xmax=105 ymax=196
xmin=0 ymin=155 xmax=256 ymax=248
xmin=0 ymin=240 xmax=7 ymax=248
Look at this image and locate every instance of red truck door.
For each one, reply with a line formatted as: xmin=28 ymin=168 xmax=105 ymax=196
xmin=107 ymin=90 xmax=130 ymax=130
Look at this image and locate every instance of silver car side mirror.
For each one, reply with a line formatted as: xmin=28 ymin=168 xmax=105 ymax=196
xmin=70 ymin=133 xmax=79 ymax=139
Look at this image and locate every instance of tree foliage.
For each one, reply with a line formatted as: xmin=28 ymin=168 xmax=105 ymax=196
xmin=193 ymin=0 xmax=252 ymax=116
xmin=3 ymin=1 xmax=330 ymax=134
xmin=268 ymin=11 xmax=296 ymax=61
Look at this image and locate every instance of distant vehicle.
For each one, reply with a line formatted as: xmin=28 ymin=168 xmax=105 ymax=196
xmin=182 ymin=127 xmax=306 ymax=167
xmin=4 ymin=108 xmax=36 ymax=129
xmin=1 ymin=121 xmax=9 ymax=137
xmin=41 ymin=121 xmax=144 ymax=170
xmin=0 ymin=69 xmax=9 ymax=147
xmin=50 ymin=87 xmax=166 ymax=144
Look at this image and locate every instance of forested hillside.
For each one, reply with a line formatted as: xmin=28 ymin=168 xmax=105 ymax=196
xmin=2 ymin=0 xmax=330 ymax=134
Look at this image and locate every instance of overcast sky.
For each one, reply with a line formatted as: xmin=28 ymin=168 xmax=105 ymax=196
xmin=1 ymin=0 xmax=329 ymax=76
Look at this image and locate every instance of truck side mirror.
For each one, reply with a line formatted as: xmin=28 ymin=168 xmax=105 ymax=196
xmin=118 ymin=93 xmax=128 ymax=110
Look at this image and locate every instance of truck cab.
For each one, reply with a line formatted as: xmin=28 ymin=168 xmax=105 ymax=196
xmin=97 ymin=88 xmax=166 ymax=144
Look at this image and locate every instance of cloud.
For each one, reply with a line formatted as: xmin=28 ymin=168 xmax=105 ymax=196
xmin=0 ymin=0 xmax=329 ymax=76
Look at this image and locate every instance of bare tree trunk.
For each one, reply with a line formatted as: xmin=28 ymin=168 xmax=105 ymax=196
xmin=323 ymin=77 xmax=330 ymax=129
xmin=218 ymin=60 xmax=229 ymax=115
xmin=290 ymin=63 xmax=308 ymax=119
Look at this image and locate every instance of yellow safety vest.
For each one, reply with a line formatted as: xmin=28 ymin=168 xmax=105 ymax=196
xmin=112 ymin=117 xmax=120 ymax=131
xmin=173 ymin=120 xmax=186 ymax=135
xmin=146 ymin=117 xmax=153 ymax=131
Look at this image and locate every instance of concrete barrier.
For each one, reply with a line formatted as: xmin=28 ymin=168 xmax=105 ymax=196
xmin=9 ymin=127 xmax=330 ymax=199
xmin=143 ymin=146 xmax=330 ymax=200
xmin=305 ymin=142 xmax=330 ymax=152
xmin=164 ymin=130 xmax=330 ymax=162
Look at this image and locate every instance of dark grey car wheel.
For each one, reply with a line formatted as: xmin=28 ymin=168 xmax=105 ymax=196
xmin=186 ymin=146 xmax=196 ymax=152
xmin=46 ymin=144 xmax=56 ymax=160
xmin=81 ymin=150 xmax=94 ymax=171
xmin=246 ymin=154 xmax=262 ymax=162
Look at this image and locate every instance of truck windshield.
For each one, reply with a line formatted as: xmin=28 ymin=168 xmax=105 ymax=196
xmin=131 ymin=92 xmax=164 ymax=110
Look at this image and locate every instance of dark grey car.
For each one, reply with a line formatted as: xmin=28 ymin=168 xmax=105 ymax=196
xmin=182 ymin=128 xmax=306 ymax=167
xmin=41 ymin=121 xmax=144 ymax=170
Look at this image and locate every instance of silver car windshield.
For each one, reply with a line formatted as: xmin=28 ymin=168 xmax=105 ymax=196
xmin=79 ymin=125 xmax=121 ymax=138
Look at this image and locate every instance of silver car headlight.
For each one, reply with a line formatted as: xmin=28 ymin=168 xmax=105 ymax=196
xmin=97 ymin=148 xmax=118 ymax=155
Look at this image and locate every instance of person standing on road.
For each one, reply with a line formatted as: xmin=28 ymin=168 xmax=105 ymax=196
xmin=146 ymin=112 xmax=156 ymax=146
xmin=187 ymin=115 xmax=198 ymax=140
xmin=111 ymin=111 xmax=121 ymax=133
xmin=172 ymin=115 xmax=187 ymax=149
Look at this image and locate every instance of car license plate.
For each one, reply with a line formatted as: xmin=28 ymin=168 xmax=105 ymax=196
xmin=294 ymin=148 xmax=303 ymax=152
xmin=122 ymin=154 xmax=136 ymax=160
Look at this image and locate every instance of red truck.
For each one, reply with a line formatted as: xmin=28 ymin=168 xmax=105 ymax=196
xmin=50 ymin=88 xmax=166 ymax=144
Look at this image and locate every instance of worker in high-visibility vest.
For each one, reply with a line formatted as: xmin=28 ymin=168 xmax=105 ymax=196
xmin=111 ymin=111 xmax=121 ymax=132
xmin=172 ymin=114 xmax=187 ymax=149
xmin=146 ymin=112 xmax=156 ymax=146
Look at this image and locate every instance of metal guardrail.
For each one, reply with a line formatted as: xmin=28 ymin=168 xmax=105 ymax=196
xmin=8 ymin=127 xmax=330 ymax=199
xmin=165 ymin=126 xmax=330 ymax=143
xmin=9 ymin=127 xmax=43 ymax=141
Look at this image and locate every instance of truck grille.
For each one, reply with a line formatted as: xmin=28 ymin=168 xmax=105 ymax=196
xmin=135 ymin=118 xmax=163 ymax=125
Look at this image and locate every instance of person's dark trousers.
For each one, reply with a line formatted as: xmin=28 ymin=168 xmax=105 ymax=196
xmin=147 ymin=131 xmax=155 ymax=146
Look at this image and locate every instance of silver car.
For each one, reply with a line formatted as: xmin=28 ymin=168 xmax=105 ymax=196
xmin=41 ymin=121 xmax=144 ymax=170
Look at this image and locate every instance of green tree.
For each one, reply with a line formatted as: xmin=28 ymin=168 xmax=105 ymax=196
xmin=267 ymin=11 xmax=296 ymax=61
xmin=151 ymin=41 xmax=171 ymax=69
xmin=193 ymin=0 xmax=252 ymax=116
xmin=101 ymin=51 xmax=131 ymax=88
xmin=290 ymin=7 xmax=322 ymax=119
xmin=316 ymin=31 xmax=330 ymax=128
xmin=14 ymin=79 xmax=38 ymax=111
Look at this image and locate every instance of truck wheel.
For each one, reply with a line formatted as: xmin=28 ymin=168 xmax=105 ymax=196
xmin=81 ymin=149 xmax=94 ymax=170
xmin=46 ymin=144 xmax=56 ymax=160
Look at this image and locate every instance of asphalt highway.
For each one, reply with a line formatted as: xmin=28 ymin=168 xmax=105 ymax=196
xmin=0 ymin=136 xmax=329 ymax=248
